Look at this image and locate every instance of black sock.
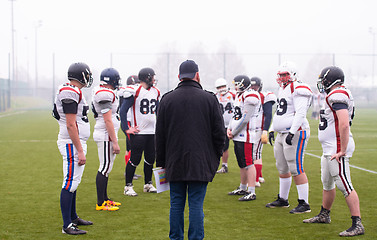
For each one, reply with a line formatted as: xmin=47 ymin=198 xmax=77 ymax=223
xmin=60 ymin=189 xmax=73 ymax=228
xmin=96 ymin=172 xmax=107 ymax=206
xmin=125 ymin=162 xmax=136 ymax=185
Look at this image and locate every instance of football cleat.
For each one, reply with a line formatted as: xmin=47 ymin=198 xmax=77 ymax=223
xmin=339 ymin=216 xmax=364 ymax=237
xmin=62 ymin=223 xmax=87 ymax=235
xmin=266 ymin=194 xmax=290 ymax=208
xmin=238 ymin=192 xmax=256 ymax=201
xmin=289 ymin=199 xmax=311 ymax=214
xmin=96 ymin=202 xmax=119 ymax=211
xmin=216 ymin=165 xmax=228 ymax=174
xmin=143 ymin=182 xmax=157 ymax=193
xmin=259 ymin=177 xmax=265 ymax=183
xmin=72 ymin=217 xmax=93 ymax=226
xmin=303 ymin=206 xmax=331 ymax=223
xmin=255 ymin=182 xmax=261 ymax=187
xmin=228 ymin=187 xmax=248 ymax=196
xmin=106 ymin=199 xmax=121 ymax=206
xmin=124 ymin=184 xmax=138 ymax=196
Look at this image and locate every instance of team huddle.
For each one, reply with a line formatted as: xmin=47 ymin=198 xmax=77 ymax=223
xmin=53 ymin=61 xmax=364 ymax=237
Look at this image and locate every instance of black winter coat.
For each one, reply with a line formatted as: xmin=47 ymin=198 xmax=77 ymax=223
xmin=155 ymin=80 xmax=225 ymax=182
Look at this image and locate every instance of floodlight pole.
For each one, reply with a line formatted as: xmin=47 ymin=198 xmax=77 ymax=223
xmin=35 ymin=20 xmax=42 ymax=94
xmin=10 ymin=0 xmax=15 ymax=101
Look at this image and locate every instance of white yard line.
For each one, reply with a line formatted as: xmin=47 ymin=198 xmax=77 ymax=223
xmin=0 ymin=111 xmax=26 ymax=118
xmin=305 ymin=152 xmax=377 ymax=174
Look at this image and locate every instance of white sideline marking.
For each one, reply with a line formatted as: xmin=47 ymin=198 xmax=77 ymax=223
xmin=305 ymin=152 xmax=377 ymax=174
xmin=0 ymin=111 xmax=26 ymax=118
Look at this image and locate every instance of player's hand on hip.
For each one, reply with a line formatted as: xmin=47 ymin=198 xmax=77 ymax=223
xmin=126 ymin=126 xmax=140 ymax=135
xmin=78 ymin=151 xmax=86 ymax=166
xmin=331 ymin=151 xmax=345 ymax=163
xmin=261 ymin=130 xmax=268 ymax=144
xmin=268 ymin=131 xmax=275 ymax=145
xmin=113 ymin=142 xmax=120 ymax=154
xmin=285 ymin=133 xmax=294 ymax=145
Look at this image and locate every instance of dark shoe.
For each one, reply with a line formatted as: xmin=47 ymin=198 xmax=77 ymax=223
xmin=266 ymin=194 xmax=290 ymax=208
xmin=339 ymin=216 xmax=365 ymax=237
xmin=238 ymin=192 xmax=256 ymax=201
xmin=228 ymin=187 xmax=248 ymax=195
xmin=289 ymin=199 xmax=311 ymax=214
xmin=303 ymin=206 xmax=331 ymax=223
xmin=62 ymin=223 xmax=87 ymax=235
xmin=72 ymin=217 xmax=93 ymax=226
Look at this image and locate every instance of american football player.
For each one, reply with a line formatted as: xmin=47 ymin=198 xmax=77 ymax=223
xmin=227 ymin=75 xmax=261 ymax=201
xmin=249 ymin=77 xmax=277 ymax=187
xmin=266 ymin=61 xmax=312 ymax=214
xmin=303 ymin=66 xmax=364 ymax=237
xmin=52 ymin=62 xmax=93 ymax=235
xmin=92 ymin=67 xmax=122 ymax=211
xmin=120 ymin=67 xmax=160 ymax=196
xmin=215 ymin=78 xmax=235 ymax=174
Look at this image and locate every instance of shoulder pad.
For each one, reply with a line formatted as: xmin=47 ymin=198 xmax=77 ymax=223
xmin=262 ymin=91 xmax=277 ymax=103
xmin=243 ymin=90 xmax=260 ymax=105
xmin=59 ymin=84 xmax=81 ymax=103
xmin=327 ymin=88 xmax=351 ymax=106
xmin=122 ymin=86 xmax=136 ymax=98
xmin=294 ymin=83 xmax=312 ymax=97
xmin=94 ymin=89 xmax=115 ymax=103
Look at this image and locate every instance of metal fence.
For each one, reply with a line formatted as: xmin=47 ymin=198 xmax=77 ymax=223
xmin=1 ymin=52 xmax=377 ymax=112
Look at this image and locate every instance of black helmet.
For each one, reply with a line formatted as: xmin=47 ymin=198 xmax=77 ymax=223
xmin=250 ymin=77 xmax=263 ymax=92
xmin=317 ymin=66 xmax=345 ymax=93
xmin=138 ymin=67 xmax=155 ymax=88
xmin=233 ymin=75 xmax=251 ymax=93
xmin=68 ymin=62 xmax=93 ymax=87
xmin=100 ymin=68 xmax=121 ymax=89
xmin=126 ymin=75 xmax=139 ymax=85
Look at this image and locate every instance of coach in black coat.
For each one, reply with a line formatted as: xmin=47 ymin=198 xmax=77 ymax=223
xmin=155 ymin=60 xmax=225 ymax=240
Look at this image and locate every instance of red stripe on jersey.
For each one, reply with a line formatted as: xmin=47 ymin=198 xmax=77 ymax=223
xmin=59 ymin=86 xmax=82 ymax=103
xmin=290 ymin=82 xmax=294 ymax=93
xmin=326 ymin=97 xmax=341 ymax=152
xmin=152 ymin=86 xmax=161 ymax=100
xmin=295 ymin=85 xmax=313 ymax=92
xmin=132 ymin=86 xmax=143 ymax=126
xmin=246 ymin=122 xmax=250 ymax=143
xmin=244 ymin=93 xmax=259 ymax=100
xmin=327 ymin=89 xmax=349 ymax=99
xmin=96 ymin=89 xmax=116 ymax=103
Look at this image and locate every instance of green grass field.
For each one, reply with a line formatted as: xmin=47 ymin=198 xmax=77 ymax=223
xmin=0 ymin=109 xmax=376 ymax=240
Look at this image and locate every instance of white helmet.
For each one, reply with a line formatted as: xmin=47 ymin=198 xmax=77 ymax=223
xmin=215 ymin=78 xmax=228 ymax=95
xmin=277 ymin=61 xmax=297 ymax=87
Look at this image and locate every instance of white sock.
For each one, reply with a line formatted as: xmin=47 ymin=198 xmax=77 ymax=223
xmin=240 ymin=183 xmax=247 ymax=191
xmin=223 ymin=163 xmax=228 ymax=167
xmin=297 ymin=183 xmax=309 ymax=203
xmin=247 ymin=186 xmax=255 ymax=194
xmin=279 ymin=177 xmax=292 ymax=200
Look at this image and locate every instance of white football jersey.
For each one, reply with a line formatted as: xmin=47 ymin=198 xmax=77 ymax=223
xmin=123 ymin=85 xmax=160 ymax=134
xmin=318 ymin=87 xmax=355 ymax=156
xmin=231 ymin=89 xmax=260 ymax=143
xmin=53 ymin=83 xmax=90 ymax=142
xmin=272 ymin=81 xmax=312 ymax=133
xmin=255 ymin=91 xmax=277 ymax=131
xmin=215 ymin=90 xmax=236 ymax=128
xmin=92 ymin=85 xmax=120 ymax=142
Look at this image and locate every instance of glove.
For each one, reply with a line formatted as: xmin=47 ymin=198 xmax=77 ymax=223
xmin=268 ymin=131 xmax=275 ymax=146
xmin=261 ymin=130 xmax=268 ymax=144
xmin=285 ymin=133 xmax=294 ymax=145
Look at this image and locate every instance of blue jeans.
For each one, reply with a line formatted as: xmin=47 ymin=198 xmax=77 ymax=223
xmin=169 ymin=181 xmax=208 ymax=240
